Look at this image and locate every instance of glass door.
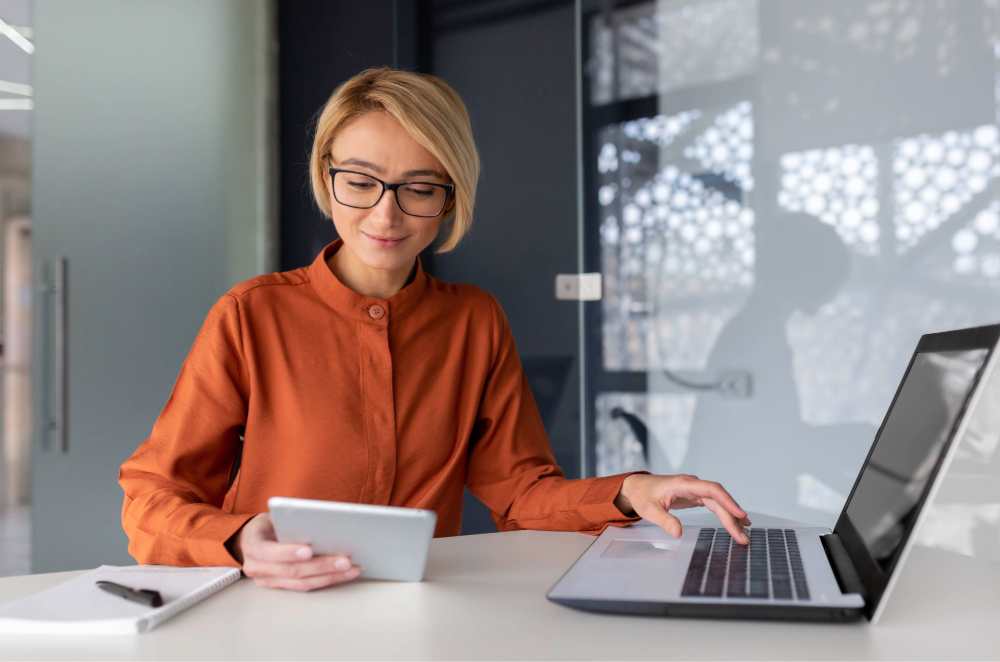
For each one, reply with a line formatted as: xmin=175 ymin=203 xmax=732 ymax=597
xmin=578 ymin=0 xmax=1000 ymax=532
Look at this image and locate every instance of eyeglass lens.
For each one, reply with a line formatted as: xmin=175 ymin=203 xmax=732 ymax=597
xmin=333 ymin=171 xmax=447 ymax=217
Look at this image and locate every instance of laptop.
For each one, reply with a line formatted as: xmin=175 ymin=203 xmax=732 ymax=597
xmin=548 ymin=324 xmax=1000 ymax=623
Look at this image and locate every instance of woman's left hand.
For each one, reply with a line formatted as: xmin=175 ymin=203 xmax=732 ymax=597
xmin=614 ymin=473 xmax=752 ymax=544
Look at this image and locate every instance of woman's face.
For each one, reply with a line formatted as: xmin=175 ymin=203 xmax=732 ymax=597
xmin=324 ymin=111 xmax=454 ymax=276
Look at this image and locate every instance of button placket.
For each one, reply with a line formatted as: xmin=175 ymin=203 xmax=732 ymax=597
xmin=357 ymin=302 xmax=396 ymax=504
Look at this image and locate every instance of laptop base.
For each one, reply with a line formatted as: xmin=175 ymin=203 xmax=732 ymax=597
xmin=549 ymin=597 xmax=864 ymax=622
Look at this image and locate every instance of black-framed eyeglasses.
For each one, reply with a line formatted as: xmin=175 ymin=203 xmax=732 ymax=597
xmin=327 ymin=166 xmax=455 ymax=218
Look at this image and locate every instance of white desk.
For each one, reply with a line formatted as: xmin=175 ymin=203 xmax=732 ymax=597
xmin=0 ymin=514 xmax=997 ymax=660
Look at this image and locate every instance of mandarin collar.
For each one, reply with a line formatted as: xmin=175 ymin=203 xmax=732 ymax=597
xmin=307 ymin=239 xmax=428 ymax=324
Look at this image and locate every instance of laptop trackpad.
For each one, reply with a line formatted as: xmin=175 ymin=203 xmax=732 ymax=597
xmin=601 ymin=539 xmax=681 ymax=560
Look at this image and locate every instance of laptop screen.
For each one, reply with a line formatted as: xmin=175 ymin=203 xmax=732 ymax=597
xmin=844 ymin=349 xmax=988 ymax=571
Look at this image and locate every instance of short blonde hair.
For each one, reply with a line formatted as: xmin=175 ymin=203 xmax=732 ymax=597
xmin=309 ymin=67 xmax=480 ymax=252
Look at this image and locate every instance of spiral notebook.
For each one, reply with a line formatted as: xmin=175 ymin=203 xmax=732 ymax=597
xmin=0 ymin=565 xmax=241 ymax=635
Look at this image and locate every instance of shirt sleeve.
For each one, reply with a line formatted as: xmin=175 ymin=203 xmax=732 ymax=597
xmin=118 ymin=294 xmax=254 ymax=567
xmin=465 ymin=295 xmax=646 ymax=534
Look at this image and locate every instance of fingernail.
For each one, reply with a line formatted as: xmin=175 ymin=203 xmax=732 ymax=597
xmin=335 ymin=557 xmax=350 ymax=570
xmin=345 ymin=567 xmax=360 ymax=579
xmin=296 ymin=547 xmax=311 ymax=560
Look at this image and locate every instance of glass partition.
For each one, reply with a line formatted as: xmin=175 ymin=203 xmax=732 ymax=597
xmin=580 ymin=0 xmax=1000 ymax=533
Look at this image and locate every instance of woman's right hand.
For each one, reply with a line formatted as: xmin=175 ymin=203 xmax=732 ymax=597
xmin=227 ymin=513 xmax=362 ymax=591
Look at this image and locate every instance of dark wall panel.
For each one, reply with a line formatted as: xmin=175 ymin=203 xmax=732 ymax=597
xmin=277 ymin=0 xmax=395 ymax=270
xmin=432 ymin=5 xmax=581 ymax=532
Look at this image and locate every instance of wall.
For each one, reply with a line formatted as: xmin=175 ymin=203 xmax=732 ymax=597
xmin=431 ymin=1 xmax=581 ymax=532
xmin=30 ymin=0 xmax=276 ymax=572
xmin=277 ymin=0 xmax=396 ymax=271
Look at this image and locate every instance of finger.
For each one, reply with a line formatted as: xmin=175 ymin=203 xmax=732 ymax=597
xmin=741 ymin=516 xmax=752 ymax=527
xmin=254 ymin=566 xmax=361 ymax=592
xmin=642 ymin=506 xmax=683 ymax=539
xmin=246 ymin=537 xmax=314 ymax=563
xmin=243 ymin=555 xmax=352 ymax=580
xmin=691 ymin=481 xmax=746 ymax=520
xmin=704 ymin=498 xmax=749 ymax=544
xmin=254 ymin=567 xmax=360 ymax=592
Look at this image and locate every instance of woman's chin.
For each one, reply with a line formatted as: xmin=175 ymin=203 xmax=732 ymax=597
xmin=355 ymin=249 xmax=417 ymax=274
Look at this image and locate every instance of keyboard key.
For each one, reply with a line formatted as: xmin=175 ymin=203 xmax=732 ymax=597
xmin=703 ymin=585 xmax=724 ymax=597
xmin=681 ymin=527 xmax=812 ymax=602
xmin=726 ymin=541 xmax=748 ymax=597
xmin=784 ymin=530 xmax=810 ymax=601
xmin=681 ymin=528 xmax=715 ymax=596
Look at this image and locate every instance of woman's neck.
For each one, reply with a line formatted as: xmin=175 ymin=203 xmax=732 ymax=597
xmin=327 ymin=243 xmax=417 ymax=299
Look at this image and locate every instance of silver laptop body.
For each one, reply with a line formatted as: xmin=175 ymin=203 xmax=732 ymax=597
xmin=549 ymin=324 xmax=1000 ymax=623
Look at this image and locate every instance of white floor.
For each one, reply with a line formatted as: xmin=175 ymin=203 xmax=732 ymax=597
xmin=0 ymin=505 xmax=30 ymax=577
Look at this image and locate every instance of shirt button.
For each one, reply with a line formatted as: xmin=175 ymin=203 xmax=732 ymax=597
xmin=369 ymin=305 xmax=385 ymax=319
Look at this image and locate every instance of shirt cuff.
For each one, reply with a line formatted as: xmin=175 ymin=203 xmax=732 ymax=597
xmin=194 ymin=512 xmax=257 ymax=567
xmin=577 ymin=470 xmax=651 ymax=535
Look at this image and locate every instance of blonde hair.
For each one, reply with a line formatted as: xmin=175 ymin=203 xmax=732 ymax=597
xmin=309 ymin=67 xmax=480 ymax=252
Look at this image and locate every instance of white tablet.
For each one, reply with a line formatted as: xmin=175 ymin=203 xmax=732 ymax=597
xmin=267 ymin=497 xmax=437 ymax=582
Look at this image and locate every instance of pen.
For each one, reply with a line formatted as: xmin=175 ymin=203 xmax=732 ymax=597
xmin=95 ymin=580 xmax=164 ymax=608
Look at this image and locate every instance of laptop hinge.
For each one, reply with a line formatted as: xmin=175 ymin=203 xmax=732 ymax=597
xmin=820 ymin=533 xmax=867 ymax=599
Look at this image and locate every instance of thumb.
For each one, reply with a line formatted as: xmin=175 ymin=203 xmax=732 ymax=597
xmin=644 ymin=505 xmax=683 ymax=539
xmin=258 ymin=513 xmax=277 ymax=541
xmin=248 ymin=513 xmax=276 ymax=542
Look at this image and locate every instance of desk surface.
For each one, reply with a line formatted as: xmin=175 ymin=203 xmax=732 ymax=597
xmin=0 ymin=513 xmax=997 ymax=660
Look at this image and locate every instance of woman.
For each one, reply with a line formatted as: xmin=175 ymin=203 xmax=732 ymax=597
xmin=118 ymin=67 xmax=750 ymax=592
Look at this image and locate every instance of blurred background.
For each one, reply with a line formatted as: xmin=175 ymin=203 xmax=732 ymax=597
xmin=0 ymin=0 xmax=998 ymax=575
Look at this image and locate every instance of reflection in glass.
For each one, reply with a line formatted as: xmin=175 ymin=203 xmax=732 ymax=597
xmin=788 ymin=289 xmax=984 ymax=430
xmin=596 ymin=392 xmax=696 ymax=476
xmin=682 ymin=212 xmax=875 ymax=523
xmin=893 ymin=126 xmax=1000 ymax=255
xmin=684 ymin=101 xmax=755 ymax=192
xmin=598 ymin=104 xmax=755 ymax=372
xmin=777 ymin=144 xmax=880 ymax=255
xmin=589 ymin=0 xmax=759 ymax=106
xmin=586 ymin=0 xmax=1000 ymax=531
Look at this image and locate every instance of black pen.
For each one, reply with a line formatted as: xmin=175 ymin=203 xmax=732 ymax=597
xmin=95 ymin=580 xmax=164 ymax=608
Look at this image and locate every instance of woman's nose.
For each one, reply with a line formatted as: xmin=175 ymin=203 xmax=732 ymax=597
xmin=368 ymin=189 xmax=403 ymax=226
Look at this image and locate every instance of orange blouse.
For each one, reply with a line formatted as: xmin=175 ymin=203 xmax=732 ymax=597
xmin=119 ymin=239 xmax=640 ymax=567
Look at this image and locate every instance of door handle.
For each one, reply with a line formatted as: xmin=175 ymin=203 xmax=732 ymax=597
xmin=44 ymin=257 xmax=68 ymax=453
xmin=555 ymin=273 xmax=602 ymax=300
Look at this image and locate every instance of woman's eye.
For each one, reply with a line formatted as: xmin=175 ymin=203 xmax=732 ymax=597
xmin=404 ymin=185 xmax=435 ymax=197
xmin=348 ymin=180 xmax=375 ymax=189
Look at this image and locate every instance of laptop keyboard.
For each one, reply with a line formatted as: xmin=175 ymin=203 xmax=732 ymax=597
xmin=681 ymin=528 xmax=810 ymax=601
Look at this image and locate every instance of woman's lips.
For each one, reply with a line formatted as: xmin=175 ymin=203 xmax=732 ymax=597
xmin=364 ymin=232 xmax=408 ymax=249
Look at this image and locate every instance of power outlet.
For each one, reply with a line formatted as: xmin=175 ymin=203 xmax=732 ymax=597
xmin=716 ymin=370 xmax=753 ymax=399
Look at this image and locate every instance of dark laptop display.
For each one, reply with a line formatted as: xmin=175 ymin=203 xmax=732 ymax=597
xmin=834 ymin=325 xmax=998 ymax=620
xmin=845 ymin=349 xmax=988 ymax=571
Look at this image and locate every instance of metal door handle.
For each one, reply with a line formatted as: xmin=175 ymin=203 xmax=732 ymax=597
xmin=46 ymin=257 xmax=68 ymax=453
